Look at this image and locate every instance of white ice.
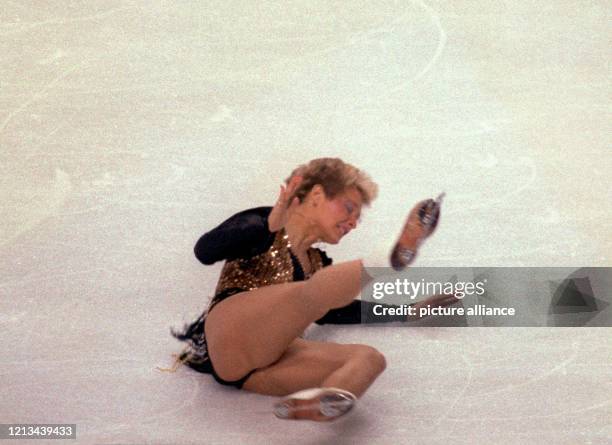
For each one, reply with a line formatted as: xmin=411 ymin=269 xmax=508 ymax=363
xmin=1 ymin=1 xmax=610 ymax=444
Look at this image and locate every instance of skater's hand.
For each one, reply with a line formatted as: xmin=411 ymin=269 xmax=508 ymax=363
xmin=268 ymin=175 xmax=303 ymax=232
xmin=407 ymin=293 xmax=460 ymax=321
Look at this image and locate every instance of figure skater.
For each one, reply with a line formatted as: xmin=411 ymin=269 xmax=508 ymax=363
xmin=162 ymin=157 xmax=458 ymax=421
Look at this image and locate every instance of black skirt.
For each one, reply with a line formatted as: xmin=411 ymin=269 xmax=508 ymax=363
xmin=169 ymin=287 xmax=246 ymax=373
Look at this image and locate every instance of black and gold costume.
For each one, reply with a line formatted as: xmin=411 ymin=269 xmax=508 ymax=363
xmin=167 ymin=206 xmax=407 ymax=388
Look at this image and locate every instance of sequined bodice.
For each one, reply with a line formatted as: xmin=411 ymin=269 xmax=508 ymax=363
xmin=214 ymin=229 xmax=325 ymax=296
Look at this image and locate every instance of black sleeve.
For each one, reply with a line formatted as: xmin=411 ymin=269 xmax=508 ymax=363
xmin=315 ymin=300 xmax=409 ymax=324
xmin=194 ymin=207 xmax=277 ymax=265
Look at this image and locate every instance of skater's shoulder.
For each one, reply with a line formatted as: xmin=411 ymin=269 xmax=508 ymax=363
xmin=221 ymin=206 xmax=273 ymax=226
xmin=230 ymin=206 xmax=273 ymax=219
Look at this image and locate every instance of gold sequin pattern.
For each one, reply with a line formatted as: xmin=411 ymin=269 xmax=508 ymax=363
xmin=214 ymin=228 xmax=325 ymax=297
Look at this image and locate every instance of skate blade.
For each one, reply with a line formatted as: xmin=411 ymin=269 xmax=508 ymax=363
xmin=273 ymin=388 xmax=356 ymax=422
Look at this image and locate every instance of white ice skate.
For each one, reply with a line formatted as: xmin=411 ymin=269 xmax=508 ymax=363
xmin=273 ymin=387 xmax=357 ymax=421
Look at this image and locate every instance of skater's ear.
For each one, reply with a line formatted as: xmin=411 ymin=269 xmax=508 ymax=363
xmin=307 ymin=184 xmax=326 ymax=207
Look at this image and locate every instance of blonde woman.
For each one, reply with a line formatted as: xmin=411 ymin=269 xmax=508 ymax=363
xmin=166 ymin=157 xmax=457 ymax=421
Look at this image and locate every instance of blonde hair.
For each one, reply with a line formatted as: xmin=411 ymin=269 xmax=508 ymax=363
xmin=285 ymin=157 xmax=378 ymax=206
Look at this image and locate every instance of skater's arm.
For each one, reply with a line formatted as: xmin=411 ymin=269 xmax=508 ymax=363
xmin=315 ymin=292 xmax=460 ymax=324
xmin=194 ymin=207 xmax=276 ymax=264
xmin=315 ymin=300 xmax=411 ymax=324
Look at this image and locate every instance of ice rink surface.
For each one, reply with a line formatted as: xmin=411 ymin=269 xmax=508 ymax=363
xmin=1 ymin=1 xmax=610 ymax=444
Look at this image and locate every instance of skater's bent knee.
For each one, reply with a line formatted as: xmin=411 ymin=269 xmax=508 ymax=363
xmin=355 ymin=345 xmax=387 ymax=374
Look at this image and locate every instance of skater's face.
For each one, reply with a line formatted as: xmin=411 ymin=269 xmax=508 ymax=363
xmin=312 ymin=186 xmax=363 ymax=244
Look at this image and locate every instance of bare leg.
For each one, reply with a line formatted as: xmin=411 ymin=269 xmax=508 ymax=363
xmin=242 ymin=338 xmax=386 ymax=399
xmin=204 ymin=259 xmax=367 ymax=381
xmin=319 ymin=346 xmax=386 ymax=398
